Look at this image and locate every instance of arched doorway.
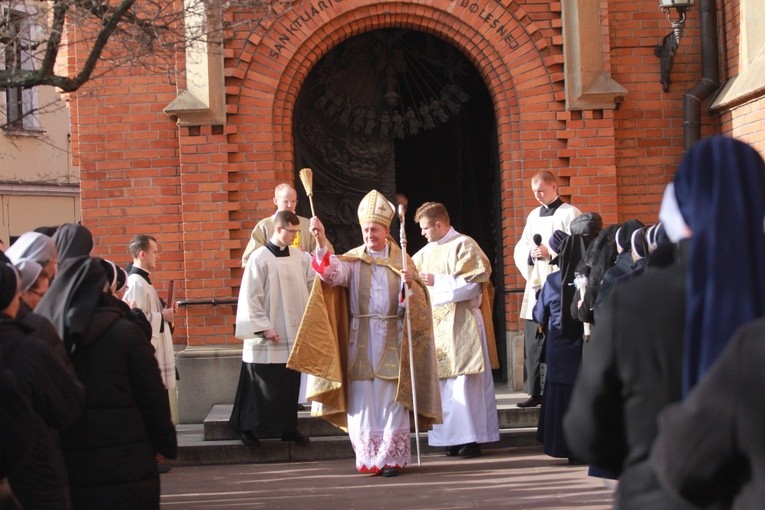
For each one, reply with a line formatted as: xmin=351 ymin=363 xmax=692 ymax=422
xmin=292 ymin=28 xmax=505 ymax=378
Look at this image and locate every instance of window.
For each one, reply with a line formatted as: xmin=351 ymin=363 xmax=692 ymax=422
xmin=1 ymin=6 xmax=39 ymax=131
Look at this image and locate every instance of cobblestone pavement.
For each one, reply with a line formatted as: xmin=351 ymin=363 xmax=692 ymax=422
xmin=160 ymin=445 xmax=614 ymax=509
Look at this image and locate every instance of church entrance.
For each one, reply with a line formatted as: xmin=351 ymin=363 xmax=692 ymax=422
xmin=292 ymin=28 xmax=505 ymax=378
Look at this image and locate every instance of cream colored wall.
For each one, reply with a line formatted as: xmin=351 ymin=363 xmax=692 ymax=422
xmin=0 ymin=193 xmax=80 ymax=244
xmin=712 ymin=2 xmax=765 ymax=112
xmin=0 ymin=85 xmax=80 ymax=244
xmin=0 ymin=86 xmax=77 ymax=183
xmin=742 ymin=2 xmax=765 ymax=66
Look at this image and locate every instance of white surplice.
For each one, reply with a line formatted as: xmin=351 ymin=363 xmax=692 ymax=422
xmin=316 ymin=244 xmax=411 ymax=472
xmin=124 ymin=274 xmax=176 ymax=390
xmin=513 ymin=202 xmax=581 ymax=320
xmin=235 ymin=246 xmax=314 ymax=364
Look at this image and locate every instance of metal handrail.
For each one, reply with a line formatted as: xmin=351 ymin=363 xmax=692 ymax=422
xmin=176 ymin=298 xmax=237 ymax=308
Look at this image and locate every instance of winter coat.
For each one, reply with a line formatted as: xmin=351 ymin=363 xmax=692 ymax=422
xmin=0 ymin=315 xmax=84 ymax=509
xmin=564 ymin=248 xmax=697 ymax=510
xmin=533 ymin=271 xmax=583 ymax=385
xmin=0 ymin=362 xmax=34 ymax=478
xmin=61 ymin=302 xmax=177 ymax=510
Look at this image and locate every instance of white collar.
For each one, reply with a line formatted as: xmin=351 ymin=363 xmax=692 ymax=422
xmin=435 ymin=227 xmax=459 ymax=246
xmin=367 ymin=245 xmax=389 ymax=259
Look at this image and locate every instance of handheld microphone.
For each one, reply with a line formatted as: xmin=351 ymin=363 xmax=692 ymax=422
xmin=532 ymin=234 xmax=543 ymax=263
xmin=530 ymin=233 xmax=543 ymax=288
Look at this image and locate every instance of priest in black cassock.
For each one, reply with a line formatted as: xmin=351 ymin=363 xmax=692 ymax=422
xmin=229 ymin=210 xmax=315 ymax=446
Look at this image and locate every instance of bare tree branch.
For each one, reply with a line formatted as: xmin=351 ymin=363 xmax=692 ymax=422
xmin=64 ymin=0 xmax=139 ymax=92
xmin=0 ymin=0 xmax=269 ymax=93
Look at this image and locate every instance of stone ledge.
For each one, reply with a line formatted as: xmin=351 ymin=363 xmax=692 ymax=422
xmin=203 ymin=401 xmax=540 ymax=441
xmin=176 ymin=424 xmax=539 ymax=466
xmin=204 ymin=404 xmax=347 ymax=440
xmin=710 ymin=58 xmax=765 ymax=111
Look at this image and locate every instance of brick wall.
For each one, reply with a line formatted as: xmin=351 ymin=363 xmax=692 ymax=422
xmin=70 ymin=51 xmax=189 ymax=338
xmin=68 ymin=0 xmax=750 ymax=345
xmin=609 ymin=0 xmax=718 ymax=224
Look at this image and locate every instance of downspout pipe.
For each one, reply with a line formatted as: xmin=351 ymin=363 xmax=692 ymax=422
xmin=683 ymin=0 xmax=719 ymax=152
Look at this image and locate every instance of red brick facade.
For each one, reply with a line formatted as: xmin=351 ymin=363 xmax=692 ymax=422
xmin=68 ymin=0 xmax=758 ymax=352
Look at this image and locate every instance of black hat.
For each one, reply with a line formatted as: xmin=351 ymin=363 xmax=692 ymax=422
xmin=570 ymin=212 xmax=603 ymax=239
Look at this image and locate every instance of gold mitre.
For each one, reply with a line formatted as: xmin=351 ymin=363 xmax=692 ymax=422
xmin=357 ymin=189 xmax=395 ymax=228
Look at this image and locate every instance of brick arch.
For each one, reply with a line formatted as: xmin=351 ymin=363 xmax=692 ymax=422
xmin=270 ymin=11 xmax=524 ymax=175
xmin=228 ymin=1 xmax=567 ymax=322
xmin=228 ymin=1 xmax=563 ymax=176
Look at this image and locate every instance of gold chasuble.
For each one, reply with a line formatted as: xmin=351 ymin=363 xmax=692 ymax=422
xmin=412 ymin=233 xmax=499 ymax=378
xmin=287 ymin=240 xmax=442 ymax=432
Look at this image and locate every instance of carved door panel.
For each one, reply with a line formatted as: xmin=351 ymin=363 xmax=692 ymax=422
xmin=293 ymin=28 xmax=474 ymax=254
xmin=293 ymin=101 xmax=396 ymax=254
xmin=292 ymin=29 xmax=507 ymax=379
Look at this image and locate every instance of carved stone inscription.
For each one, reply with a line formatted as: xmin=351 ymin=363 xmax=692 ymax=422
xmin=266 ymin=0 xmax=519 ymax=60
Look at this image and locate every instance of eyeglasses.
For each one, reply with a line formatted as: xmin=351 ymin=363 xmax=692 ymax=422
xmin=283 ymin=228 xmax=300 ymax=234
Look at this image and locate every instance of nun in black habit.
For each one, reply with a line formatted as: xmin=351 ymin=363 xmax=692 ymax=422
xmin=593 ymin=218 xmax=644 ymax=314
xmin=564 ymin=136 xmax=765 ymax=510
xmin=0 ymin=352 xmax=34 ymax=503
xmin=36 ymin=257 xmax=177 ymax=509
xmin=532 ymin=212 xmax=601 ymax=460
xmin=52 ymin=223 xmax=94 ymax=269
xmin=570 ymin=224 xmax=619 ymax=328
xmin=0 ymin=261 xmax=84 ymax=509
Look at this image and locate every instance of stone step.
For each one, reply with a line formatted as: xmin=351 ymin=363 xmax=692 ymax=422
xmin=204 ymin=401 xmax=539 ymax=441
xmin=176 ymin=385 xmax=542 ymax=466
xmin=176 ymin=424 xmax=539 ymax=466
xmin=203 ymin=405 xmax=345 ymax=440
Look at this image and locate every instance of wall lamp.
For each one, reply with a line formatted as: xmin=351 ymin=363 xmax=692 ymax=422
xmin=660 ymin=0 xmax=695 ymax=44
xmin=655 ymin=0 xmax=695 ymax=91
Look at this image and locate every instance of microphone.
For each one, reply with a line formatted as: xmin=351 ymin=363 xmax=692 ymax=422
xmin=530 ymin=234 xmax=543 ymax=288
xmin=532 ymin=234 xmax=543 ymax=262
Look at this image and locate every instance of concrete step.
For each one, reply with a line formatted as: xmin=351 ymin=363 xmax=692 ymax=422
xmin=204 ymin=401 xmax=539 ymax=441
xmin=176 ymin=385 xmax=541 ymax=466
xmin=203 ymin=405 xmax=346 ymax=440
xmin=176 ymin=424 xmax=539 ymax=466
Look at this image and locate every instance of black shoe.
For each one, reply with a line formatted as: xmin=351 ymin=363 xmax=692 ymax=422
xmin=381 ymin=467 xmax=399 ymax=477
xmin=446 ymin=445 xmax=462 ymax=457
xmin=238 ymin=431 xmax=260 ymax=447
xmin=459 ymin=442 xmax=481 ymax=458
xmin=281 ymin=429 xmax=311 ymax=446
xmin=517 ymin=395 xmax=542 ymax=408
xmin=297 ymin=403 xmax=306 ymax=411
xmin=157 ymin=462 xmax=172 ymax=473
